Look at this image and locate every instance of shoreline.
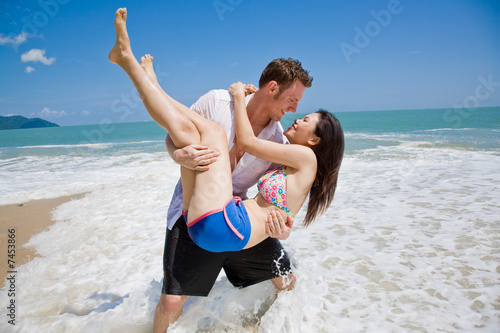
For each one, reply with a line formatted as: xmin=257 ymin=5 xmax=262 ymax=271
xmin=0 ymin=194 xmax=86 ymax=289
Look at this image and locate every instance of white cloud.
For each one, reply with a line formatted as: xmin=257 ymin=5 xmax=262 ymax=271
xmin=181 ymin=60 xmax=197 ymax=67
xmin=82 ymin=110 xmax=91 ymax=116
xmin=0 ymin=32 xmax=27 ymax=47
xmin=25 ymin=66 xmax=36 ymax=73
xmin=21 ymin=49 xmax=56 ymax=65
xmin=36 ymin=107 xmax=67 ymax=118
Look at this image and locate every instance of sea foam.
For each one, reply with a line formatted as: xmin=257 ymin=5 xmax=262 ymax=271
xmin=1 ymin=129 xmax=499 ymax=332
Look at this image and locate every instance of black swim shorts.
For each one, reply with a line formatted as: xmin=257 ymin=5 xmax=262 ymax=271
xmin=161 ymin=215 xmax=293 ymax=296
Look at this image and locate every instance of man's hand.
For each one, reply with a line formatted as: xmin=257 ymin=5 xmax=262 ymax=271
xmin=173 ymin=144 xmax=220 ymax=171
xmin=266 ymin=211 xmax=294 ymax=240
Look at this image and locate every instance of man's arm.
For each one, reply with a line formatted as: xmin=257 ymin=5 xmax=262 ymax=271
xmin=165 ymin=135 xmax=219 ymax=171
xmin=266 ymin=211 xmax=294 ymax=240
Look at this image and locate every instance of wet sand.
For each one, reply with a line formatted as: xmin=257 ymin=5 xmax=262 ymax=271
xmin=0 ymin=194 xmax=86 ymax=289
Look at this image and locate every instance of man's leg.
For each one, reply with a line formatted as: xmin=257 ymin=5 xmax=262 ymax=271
xmin=154 ymin=294 xmax=186 ymax=333
xmin=271 ymin=273 xmax=296 ymax=291
xmin=223 ymin=237 xmax=294 ymax=289
xmin=157 ymin=216 xmax=230 ymax=331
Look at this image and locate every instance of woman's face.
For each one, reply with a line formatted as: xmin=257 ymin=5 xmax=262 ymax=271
xmin=284 ymin=112 xmax=321 ymax=145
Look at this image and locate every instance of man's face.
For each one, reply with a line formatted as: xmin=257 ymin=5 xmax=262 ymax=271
xmin=268 ymin=80 xmax=306 ymax=121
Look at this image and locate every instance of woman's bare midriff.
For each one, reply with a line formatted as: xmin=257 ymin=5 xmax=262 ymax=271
xmin=242 ymin=194 xmax=290 ymax=249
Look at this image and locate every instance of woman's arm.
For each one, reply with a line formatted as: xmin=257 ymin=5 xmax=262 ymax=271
xmin=229 ymin=82 xmax=316 ymax=171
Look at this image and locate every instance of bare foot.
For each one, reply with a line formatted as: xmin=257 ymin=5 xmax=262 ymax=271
xmin=109 ymin=8 xmax=133 ymax=66
xmin=141 ymin=54 xmax=159 ymax=85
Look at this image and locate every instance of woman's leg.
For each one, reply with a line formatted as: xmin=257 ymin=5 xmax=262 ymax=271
xmin=141 ymin=54 xmax=233 ymax=215
xmin=109 ymin=8 xmax=198 ymax=149
xmin=140 ymin=54 xmax=159 ymax=87
xmin=140 ymin=54 xmax=196 ymax=129
xmin=139 ymin=54 xmax=198 ymax=210
xmin=110 ymin=8 xmax=232 ymax=217
xmin=185 ymin=122 xmax=233 ymax=221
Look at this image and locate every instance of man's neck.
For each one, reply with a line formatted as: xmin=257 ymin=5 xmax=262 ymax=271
xmin=246 ymin=91 xmax=272 ymax=134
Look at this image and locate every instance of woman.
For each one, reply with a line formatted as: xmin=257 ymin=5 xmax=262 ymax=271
xmin=109 ymin=8 xmax=344 ymax=252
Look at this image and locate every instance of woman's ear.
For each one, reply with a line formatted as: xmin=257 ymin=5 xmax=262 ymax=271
xmin=308 ymin=136 xmax=321 ymax=147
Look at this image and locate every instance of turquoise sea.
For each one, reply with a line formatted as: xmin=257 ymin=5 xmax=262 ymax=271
xmin=1 ymin=107 xmax=498 ymax=155
xmin=0 ymin=107 xmax=499 ymax=332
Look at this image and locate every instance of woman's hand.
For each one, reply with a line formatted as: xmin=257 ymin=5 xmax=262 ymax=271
xmin=244 ymin=84 xmax=258 ymax=95
xmin=229 ymin=82 xmax=256 ymax=98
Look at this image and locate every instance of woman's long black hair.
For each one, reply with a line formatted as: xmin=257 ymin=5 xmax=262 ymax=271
xmin=303 ymin=110 xmax=344 ymax=226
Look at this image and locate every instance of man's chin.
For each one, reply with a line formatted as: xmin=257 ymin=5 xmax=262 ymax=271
xmin=271 ymin=115 xmax=283 ymax=122
xmin=274 ymin=112 xmax=285 ymax=122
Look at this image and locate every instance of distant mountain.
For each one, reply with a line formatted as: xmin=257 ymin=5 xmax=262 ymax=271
xmin=0 ymin=115 xmax=60 ymax=130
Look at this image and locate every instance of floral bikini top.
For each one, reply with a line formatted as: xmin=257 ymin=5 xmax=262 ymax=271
xmin=257 ymin=166 xmax=294 ymax=217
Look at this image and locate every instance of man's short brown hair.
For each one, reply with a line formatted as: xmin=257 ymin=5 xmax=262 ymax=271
xmin=258 ymin=58 xmax=313 ymax=95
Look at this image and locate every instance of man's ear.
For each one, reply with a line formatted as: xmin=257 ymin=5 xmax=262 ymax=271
xmin=267 ymin=80 xmax=278 ymax=95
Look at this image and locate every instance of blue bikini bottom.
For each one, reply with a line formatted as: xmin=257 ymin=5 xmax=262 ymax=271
xmin=184 ymin=197 xmax=251 ymax=252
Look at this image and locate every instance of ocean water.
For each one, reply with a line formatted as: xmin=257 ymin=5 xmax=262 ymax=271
xmin=0 ymin=107 xmax=499 ymax=332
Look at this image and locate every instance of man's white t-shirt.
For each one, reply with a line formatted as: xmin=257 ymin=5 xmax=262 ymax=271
xmin=166 ymin=89 xmax=288 ymax=230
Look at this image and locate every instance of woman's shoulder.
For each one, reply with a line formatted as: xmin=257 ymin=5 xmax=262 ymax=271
xmin=285 ymin=147 xmax=317 ymax=177
xmin=288 ymin=144 xmax=317 ymax=167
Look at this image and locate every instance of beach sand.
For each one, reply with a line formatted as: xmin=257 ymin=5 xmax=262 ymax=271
xmin=0 ymin=194 xmax=86 ymax=289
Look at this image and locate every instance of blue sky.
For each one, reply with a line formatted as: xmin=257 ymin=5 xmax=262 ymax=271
xmin=0 ymin=0 xmax=499 ymax=126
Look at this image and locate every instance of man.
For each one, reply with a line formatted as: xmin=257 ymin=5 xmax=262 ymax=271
xmin=154 ymin=58 xmax=313 ymax=332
